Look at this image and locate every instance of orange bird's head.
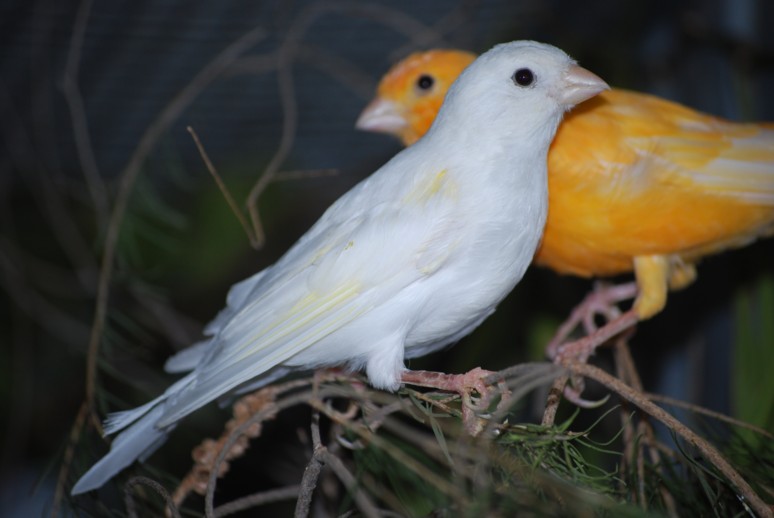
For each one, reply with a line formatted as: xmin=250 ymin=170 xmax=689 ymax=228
xmin=356 ymin=49 xmax=476 ymax=146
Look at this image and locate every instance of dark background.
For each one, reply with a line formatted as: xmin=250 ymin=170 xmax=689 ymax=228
xmin=1 ymin=0 xmax=773 ymax=515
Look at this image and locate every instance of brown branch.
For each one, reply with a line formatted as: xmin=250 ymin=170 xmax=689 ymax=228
xmin=0 ymin=78 xmax=98 ymax=290
xmin=227 ymin=45 xmax=376 ymax=100
xmin=204 ymin=388 xmax=320 ymax=517
xmin=541 ymin=375 xmax=568 ymax=427
xmin=295 ymin=410 xmax=325 ymax=517
xmin=308 ymin=395 xmax=467 ymax=506
xmin=318 ymin=447 xmax=380 ymax=518
xmin=644 ymin=392 xmax=774 ymax=440
xmin=297 ymin=407 xmax=380 ymax=518
xmin=243 ymin=1 xmax=450 ymax=248
xmin=186 ymin=126 xmax=260 ymax=248
xmin=213 ymin=485 xmax=300 ymax=517
xmin=612 ymin=338 xmax=678 ymax=516
xmin=61 ymin=0 xmax=109 ymax=227
xmin=83 ymin=25 xmax=267 ymax=428
xmin=124 ymin=476 xmax=180 ymax=518
xmin=567 ymin=362 xmax=772 ymax=518
xmin=51 ymin=402 xmax=89 ymax=518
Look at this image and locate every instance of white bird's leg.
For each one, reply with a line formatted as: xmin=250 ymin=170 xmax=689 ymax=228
xmin=401 ymin=368 xmax=510 ymax=435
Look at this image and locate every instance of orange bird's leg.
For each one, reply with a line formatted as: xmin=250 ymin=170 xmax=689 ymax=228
xmin=548 ymin=254 xmax=678 ymax=362
xmin=547 ymin=254 xmax=690 ymax=406
xmin=546 ymin=281 xmax=639 ymax=360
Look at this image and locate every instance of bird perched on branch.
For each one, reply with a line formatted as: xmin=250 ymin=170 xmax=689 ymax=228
xmin=72 ymin=41 xmax=607 ymax=494
xmin=357 ymin=49 xmax=774 ymax=367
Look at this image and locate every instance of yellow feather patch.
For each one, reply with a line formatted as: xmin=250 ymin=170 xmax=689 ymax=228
xmin=404 ymin=168 xmax=456 ymax=204
xmin=234 ymin=282 xmax=361 ymax=363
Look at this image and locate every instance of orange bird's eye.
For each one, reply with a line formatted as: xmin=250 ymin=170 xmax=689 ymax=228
xmin=416 ymin=74 xmax=435 ymax=93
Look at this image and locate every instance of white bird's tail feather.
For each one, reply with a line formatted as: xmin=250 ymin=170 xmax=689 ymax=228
xmin=71 ymin=403 xmax=172 ymax=495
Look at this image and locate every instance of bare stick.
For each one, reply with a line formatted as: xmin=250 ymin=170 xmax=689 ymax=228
xmin=243 ymin=1 xmax=449 ymax=248
xmin=124 ymin=476 xmax=180 ymax=518
xmin=51 ymin=402 xmax=88 ymax=518
xmin=567 ymin=362 xmax=772 ymax=518
xmin=644 ymin=392 xmax=774 ymax=439
xmin=214 ymin=485 xmax=300 ymax=517
xmin=61 ymin=0 xmax=109 ymax=227
xmin=295 ymin=411 xmax=325 ymax=517
xmin=541 ymin=375 xmax=568 ymax=427
xmin=83 ymin=25 xmax=266 ymax=425
xmin=187 ymin=126 xmax=259 ymax=248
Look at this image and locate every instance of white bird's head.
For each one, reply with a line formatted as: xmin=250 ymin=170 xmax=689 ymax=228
xmin=426 ymin=40 xmax=608 ymax=147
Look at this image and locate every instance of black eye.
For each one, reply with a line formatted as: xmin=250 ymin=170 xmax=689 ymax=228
xmin=416 ymin=74 xmax=435 ymax=91
xmin=512 ymin=68 xmax=534 ymax=87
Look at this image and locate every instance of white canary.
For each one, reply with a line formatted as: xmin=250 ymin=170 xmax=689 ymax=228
xmin=72 ymin=41 xmax=607 ymax=494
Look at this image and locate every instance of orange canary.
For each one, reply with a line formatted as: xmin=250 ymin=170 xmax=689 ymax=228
xmin=357 ymin=49 xmax=774 ymax=340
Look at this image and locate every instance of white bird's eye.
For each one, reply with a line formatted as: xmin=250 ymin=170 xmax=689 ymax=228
xmin=512 ymin=68 xmax=535 ymax=87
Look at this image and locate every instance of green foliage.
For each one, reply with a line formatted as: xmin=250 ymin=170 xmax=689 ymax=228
xmin=733 ymin=273 xmax=774 ymax=444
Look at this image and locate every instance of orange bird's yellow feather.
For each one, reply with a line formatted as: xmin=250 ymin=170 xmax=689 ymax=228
xmin=359 ymin=50 xmax=774 ymax=319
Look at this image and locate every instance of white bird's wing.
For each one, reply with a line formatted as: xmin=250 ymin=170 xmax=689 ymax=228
xmin=157 ymin=168 xmax=463 ymax=427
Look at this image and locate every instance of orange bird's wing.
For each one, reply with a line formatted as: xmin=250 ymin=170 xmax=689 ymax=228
xmin=540 ymin=89 xmax=774 ymax=316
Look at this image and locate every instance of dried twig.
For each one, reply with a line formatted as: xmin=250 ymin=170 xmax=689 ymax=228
xmin=186 ymin=126 xmax=260 ymax=248
xmin=205 ymin=388 xmax=318 ymax=517
xmin=566 ymin=362 xmax=772 ymax=518
xmin=51 ymin=402 xmax=89 ymax=518
xmin=612 ymin=337 xmax=678 ymax=516
xmin=242 ymin=0 xmax=450 ymax=248
xmin=644 ymin=392 xmax=774 ymax=439
xmin=61 ymin=0 xmax=108 ymax=227
xmin=213 ymin=485 xmax=300 ymax=517
xmin=83 ymin=24 xmax=267 ymax=425
xmin=295 ymin=410 xmax=326 ymax=517
xmin=124 ymin=476 xmax=180 ymax=518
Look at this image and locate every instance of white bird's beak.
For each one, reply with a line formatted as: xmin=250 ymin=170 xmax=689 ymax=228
xmin=557 ymin=64 xmax=609 ymax=107
xmin=355 ymin=98 xmax=407 ymax=134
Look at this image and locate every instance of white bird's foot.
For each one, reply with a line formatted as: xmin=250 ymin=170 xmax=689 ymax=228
xmin=401 ymin=367 xmax=510 ymax=435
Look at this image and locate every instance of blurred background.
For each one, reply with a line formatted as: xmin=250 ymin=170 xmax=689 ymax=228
xmin=1 ymin=0 xmax=773 ymax=515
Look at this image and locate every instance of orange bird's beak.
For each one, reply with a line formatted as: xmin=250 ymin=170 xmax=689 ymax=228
xmin=355 ymin=98 xmax=407 ymax=135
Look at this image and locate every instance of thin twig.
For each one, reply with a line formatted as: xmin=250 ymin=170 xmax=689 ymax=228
xmin=205 ymin=389 xmax=319 ymax=517
xmin=613 ymin=338 xmax=678 ymax=516
xmin=644 ymin=392 xmax=774 ymax=440
xmin=295 ymin=410 xmax=325 ymax=517
xmin=83 ymin=25 xmax=266 ymax=429
xmin=61 ymin=0 xmax=109 ymax=227
xmin=214 ymin=485 xmax=300 ymax=517
xmin=243 ymin=0 xmax=449 ymax=248
xmin=567 ymin=362 xmax=772 ymax=518
xmin=541 ymin=375 xmax=568 ymax=427
xmin=124 ymin=476 xmax=180 ymax=518
xmin=51 ymin=402 xmax=89 ymax=518
xmin=308 ymin=396 xmax=467 ymax=506
xmin=318 ymin=448 xmax=380 ymax=518
xmin=187 ymin=126 xmax=259 ymax=247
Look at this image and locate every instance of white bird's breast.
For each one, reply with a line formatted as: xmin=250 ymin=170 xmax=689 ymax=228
xmin=399 ymin=151 xmax=550 ymax=356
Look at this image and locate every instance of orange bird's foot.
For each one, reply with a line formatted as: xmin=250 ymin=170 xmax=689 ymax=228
xmin=549 ymin=309 xmax=640 ymax=406
xmin=401 ymin=368 xmax=510 ymax=435
xmin=546 ymin=284 xmax=641 ymax=406
xmin=546 ymin=281 xmax=639 ymax=360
